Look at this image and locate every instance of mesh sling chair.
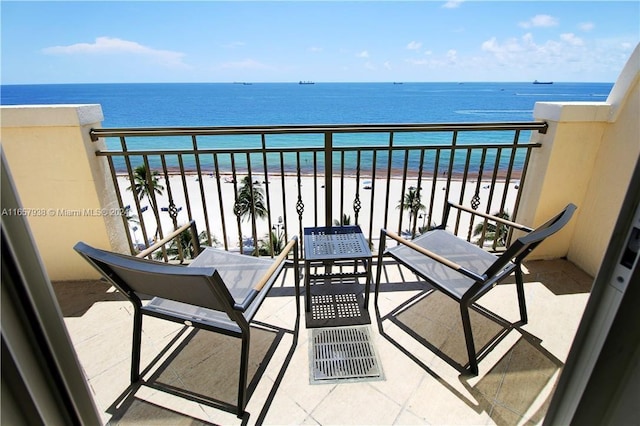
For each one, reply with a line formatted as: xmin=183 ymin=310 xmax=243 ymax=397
xmin=74 ymin=230 xmax=299 ymax=418
xmin=375 ymin=201 xmax=576 ymax=375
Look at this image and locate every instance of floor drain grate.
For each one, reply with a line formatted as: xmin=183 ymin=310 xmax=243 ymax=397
xmin=309 ymin=325 xmax=384 ymax=384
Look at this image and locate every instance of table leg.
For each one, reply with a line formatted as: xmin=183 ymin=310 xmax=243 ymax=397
xmin=364 ymin=257 xmax=372 ymax=310
xmin=304 ymin=260 xmax=311 ymax=312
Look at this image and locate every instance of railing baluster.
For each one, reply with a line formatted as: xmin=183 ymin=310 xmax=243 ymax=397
xmin=397 ymin=149 xmax=410 ymax=236
xmin=383 ymin=132 xmax=394 ymax=231
xmin=106 ymin=155 xmax=134 ymax=253
xmin=428 ymin=149 xmax=441 ymax=229
xmin=142 ymin=155 xmax=166 ymax=260
xmin=413 ymin=149 xmax=425 ymax=237
xmin=191 ymin=135 xmax=212 ymax=250
xmin=261 ymin=134 xmax=275 ymax=257
xmin=367 ymin=149 xmax=378 ymax=245
xmin=324 ymin=132 xmax=333 ymax=227
xmin=231 ymin=153 xmax=243 ymax=254
xmin=353 ymin=150 xmax=362 ymax=226
xmin=279 ymin=152 xmax=289 ymax=243
xmin=313 ymin=152 xmax=319 ymax=226
xmin=295 ymin=151 xmax=304 ymax=253
xmin=339 ymin=150 xmax=346 ymax=225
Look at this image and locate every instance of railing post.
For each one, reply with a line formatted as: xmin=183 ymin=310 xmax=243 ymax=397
xmin=324 ymin=132 xmax=333 ymax=226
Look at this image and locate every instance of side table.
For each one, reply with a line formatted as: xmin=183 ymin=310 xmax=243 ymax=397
xmin=303 ymin=226 xmax=372 ymax=321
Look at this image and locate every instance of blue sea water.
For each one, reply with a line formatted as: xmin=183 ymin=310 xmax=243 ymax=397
xmin=1 ymin=81 xmax=612 ymax=126
xmin=1 ymin=82 xmax=613 ymax=172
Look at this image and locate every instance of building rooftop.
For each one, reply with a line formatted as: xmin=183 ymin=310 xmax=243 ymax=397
xmin=54 ymin=257 xmax=592 ymax=425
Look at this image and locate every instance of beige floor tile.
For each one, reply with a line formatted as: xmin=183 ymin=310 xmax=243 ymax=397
xmin=311 ymin=382 xmax=402 ymax=425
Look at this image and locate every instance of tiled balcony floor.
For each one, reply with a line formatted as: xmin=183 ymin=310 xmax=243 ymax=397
xmin=53 ymin=258 xmax=592 ymax=425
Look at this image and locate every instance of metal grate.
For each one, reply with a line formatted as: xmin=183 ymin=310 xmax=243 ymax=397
xmin=310 ymin=325 xmax=383 ymax=383
xmin=311 ymin=293 xmax=361 ymax=321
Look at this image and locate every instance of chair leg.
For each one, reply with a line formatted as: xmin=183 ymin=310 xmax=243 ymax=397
xmin=131 ymin=308 xmax=143 ymax=383
xmin=374 ymin=230 xmax=386 ymax=307
xmin=237 ymin=330 xmax=250 ymax=418
xmin=515 ymin=265 xmax=528 ymax=324
xmin=460 ymin=304 xmax=479 ymax=375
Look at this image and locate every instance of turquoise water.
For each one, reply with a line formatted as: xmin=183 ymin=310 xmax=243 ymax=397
xmin=1 ymin=82 xmax=613 ymax=173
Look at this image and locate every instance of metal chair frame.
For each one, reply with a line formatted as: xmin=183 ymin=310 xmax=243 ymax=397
xmin=74 ymin=232 xmax=299 ymax=417
xmin=376 ymin=201 xmax=576 ymax=374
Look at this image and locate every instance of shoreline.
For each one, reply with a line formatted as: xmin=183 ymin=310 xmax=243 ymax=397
xmin=115 ymin=166 xmax=523 ymax=181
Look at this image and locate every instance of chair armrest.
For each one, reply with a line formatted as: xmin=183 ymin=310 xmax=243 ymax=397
xmin=234 ymin=236 xmax=299 ymax=312
xmin=253 ymin=236 xmax=299 ymax=292
xmin=382 ymin=229 xmax=486 ymax=282
xmin=136 ymin=220 xmax=199 ymax=259
xmin=447 ymin=202 xmax=534 ymax=232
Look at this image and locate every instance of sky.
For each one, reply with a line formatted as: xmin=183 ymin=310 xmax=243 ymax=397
xmin=1 ymin=1 xmax=638 ymax=84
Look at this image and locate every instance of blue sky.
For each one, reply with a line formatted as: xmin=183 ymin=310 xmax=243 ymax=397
xmin=2 ymin=1 xmax=638 ymax=84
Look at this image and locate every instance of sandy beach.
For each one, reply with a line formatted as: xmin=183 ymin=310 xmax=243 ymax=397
xmin=116 ymin=172 xmax=521 ymax=252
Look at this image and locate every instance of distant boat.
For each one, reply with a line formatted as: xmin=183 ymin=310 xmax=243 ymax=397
xmin=533 ymin=80 xmax=553 ymax=84
xmin=393 ymin=82 xmax=403 ymax=85
xmin=299 ymin=81 xmax=315 ymax=85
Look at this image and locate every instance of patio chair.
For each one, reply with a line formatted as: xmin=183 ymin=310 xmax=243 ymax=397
xmin=73 ymin=228 xmax=299 ymax=417
xmin=375 ymin=201 xmax=576 ymax=375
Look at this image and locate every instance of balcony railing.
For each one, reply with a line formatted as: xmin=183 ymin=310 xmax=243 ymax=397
xmin=90 ymin=122 xmax=545 ymax=260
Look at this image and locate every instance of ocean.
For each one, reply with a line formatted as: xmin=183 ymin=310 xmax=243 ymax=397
xmin=1 ymin=82 xmax=613 ymax=173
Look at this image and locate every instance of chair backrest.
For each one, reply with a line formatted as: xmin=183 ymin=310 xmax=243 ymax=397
xmin=74 ymin=242 xmax=235 ymax=313
xmin=483 ymin=204 xmax=577 ymax=278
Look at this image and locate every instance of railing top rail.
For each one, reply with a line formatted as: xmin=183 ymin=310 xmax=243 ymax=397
xmin=95 ymin=141 xmax=543 ymax=157
xmin=90 ymin=121 xmax=547 ymax=141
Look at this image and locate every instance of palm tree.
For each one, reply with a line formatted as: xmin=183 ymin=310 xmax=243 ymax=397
xmin=256 ymin=229 xmax=285 ymax=256
xmin=153 ymin=229 xmax=217 ymax=262
xmin=127 ymin=164 xmax=164 ymax=238
xmin=234 ymin=176 xmax=268 ymax=222
xmin=397 ymin=187 xmax=425 ymax=238
xmin=473 ymin=211 xmax=511 ymax=247
xmin=334 ymin=213 xmax=352 ymax=226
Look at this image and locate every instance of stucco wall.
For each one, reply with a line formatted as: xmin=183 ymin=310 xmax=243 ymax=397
xmin=524 ymin=45 xmax=640 ymax=276
xmin=1 ymin=104 xmax=128 ymax=280
xmin=568 ymin=69 xmax=640 ymax=276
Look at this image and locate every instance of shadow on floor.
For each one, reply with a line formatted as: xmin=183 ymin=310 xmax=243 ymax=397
xmin=376 ymin=288 xmax=564 ymax=425
xmin=107 ymin=319 xmax=299 ymax=424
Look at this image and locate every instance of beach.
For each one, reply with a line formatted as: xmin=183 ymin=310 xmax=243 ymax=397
xmin=117 ymin=172 xmax=520 ymax=252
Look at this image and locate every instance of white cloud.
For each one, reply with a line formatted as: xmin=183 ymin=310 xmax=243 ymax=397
xmin=308 ymin=46 xmax=323 ymax=52
xmin=579 ymin=22 xmax=595 ymax=32
xmin=519 ymin=14 xmax=559 ymax=29
xmin=406 ymin=41 xmax=422 ymax=50
xmin=446 ymin=49 xmax=458 ymax=63
xmin=384 ymin=61 xmax=392 ymax=70
xmin=442 ymin=0 xmax=463 ymax=9
xmin=42 ymin=36 xmax=187 ymax=67
xmin=561 ymin=33 xmax=584 ymax=46
xmin=357 ymin=50 xmax=369 ymax=58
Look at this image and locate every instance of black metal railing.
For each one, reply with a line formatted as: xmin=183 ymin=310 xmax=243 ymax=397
xmin=90 ymin=122 xmax=545 ymax=259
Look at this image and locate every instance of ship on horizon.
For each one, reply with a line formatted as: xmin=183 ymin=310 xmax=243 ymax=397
xmin=533 ymin=80 xmax=553 ymax=84
xmin=299 ymin=81 xmax=315 ymax=85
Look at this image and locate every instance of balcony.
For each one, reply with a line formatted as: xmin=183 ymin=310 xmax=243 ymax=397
xmin=53 ymin=258 xmax=591 ymax=424
xmin=2 ymin=47 xmax=638 ymax=424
